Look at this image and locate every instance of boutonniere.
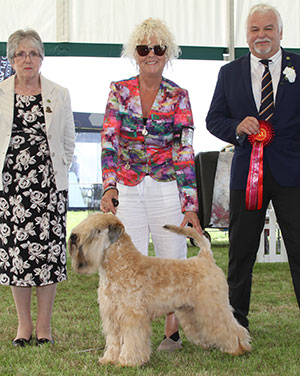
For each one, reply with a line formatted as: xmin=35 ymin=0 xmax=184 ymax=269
xmin=282 ymin=56 xmax=296 ymax=83
xmin=283 ymin=66 xmax=296 ymax=83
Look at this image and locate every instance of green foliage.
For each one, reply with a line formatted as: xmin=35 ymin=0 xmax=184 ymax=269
xmin=1 ymin=213 xmax=299 ymax=375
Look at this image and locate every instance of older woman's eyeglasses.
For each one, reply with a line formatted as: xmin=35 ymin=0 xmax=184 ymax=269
xmin=14 ymin=51 xmax=41 ymax=60
xmin=136 ymin=45 xmax=167 ymax=57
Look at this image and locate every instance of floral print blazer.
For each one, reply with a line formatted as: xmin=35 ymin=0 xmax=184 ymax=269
xmin=101 ymin=76 xmax=198 ymax=213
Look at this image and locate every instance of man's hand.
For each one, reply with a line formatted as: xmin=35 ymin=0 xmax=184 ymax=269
xmin=236 ymin=116 xmax=260 ymax=136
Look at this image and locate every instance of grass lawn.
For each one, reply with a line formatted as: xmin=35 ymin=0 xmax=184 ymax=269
xmin=0 ymin=211 xmax=299 ymax=375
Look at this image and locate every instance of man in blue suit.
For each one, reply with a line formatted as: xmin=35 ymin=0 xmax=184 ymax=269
xmin=206 ymin=3 xmax=300 ymax=330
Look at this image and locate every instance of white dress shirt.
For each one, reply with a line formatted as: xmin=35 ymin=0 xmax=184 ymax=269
xmin=250 ymin=48 xmax=282 ymax=111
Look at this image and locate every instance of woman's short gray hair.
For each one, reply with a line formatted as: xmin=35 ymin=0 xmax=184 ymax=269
xmin=122 ymin=18 xmax=181 ymax=63
xmin=246 ymin=3 xmax=283 ymax=32
xmin=7 ymin=29 xmax=44 ymax=64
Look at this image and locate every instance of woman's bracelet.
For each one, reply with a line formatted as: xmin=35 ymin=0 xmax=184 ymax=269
xmin=102 ymin=186 xmax=119 ymax=196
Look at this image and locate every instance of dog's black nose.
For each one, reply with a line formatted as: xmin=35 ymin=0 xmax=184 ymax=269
xmin=70 ymin=233 xmax=78 ymax=244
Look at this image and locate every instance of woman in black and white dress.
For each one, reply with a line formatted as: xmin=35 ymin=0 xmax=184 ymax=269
xmin=0 ymin=29 xmax=75 ymax=346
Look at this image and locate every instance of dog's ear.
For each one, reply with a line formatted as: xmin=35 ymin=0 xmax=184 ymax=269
xmin=86 ymin=229 xmax=99 ymax=244
xmin=108 ymin=223 xmax=124 ymax=243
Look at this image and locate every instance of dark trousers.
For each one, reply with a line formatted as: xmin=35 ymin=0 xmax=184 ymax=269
xmin=228 ymin=167 xmax=300 ymax=328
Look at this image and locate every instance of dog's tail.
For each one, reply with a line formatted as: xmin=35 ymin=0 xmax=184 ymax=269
xmin=163 ymin=225 xmax=212 ymax=256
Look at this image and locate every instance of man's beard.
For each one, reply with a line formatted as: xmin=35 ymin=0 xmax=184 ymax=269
xmin=253 ymin=38 xmax=272 ymax=55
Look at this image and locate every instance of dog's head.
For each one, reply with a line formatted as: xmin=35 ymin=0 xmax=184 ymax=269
xmin=68 ymin=213 xmax=124 ymax=274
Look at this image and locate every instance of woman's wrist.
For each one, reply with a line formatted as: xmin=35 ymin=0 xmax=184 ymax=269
xmin=102 ymin=186 xmax=119 ymax=196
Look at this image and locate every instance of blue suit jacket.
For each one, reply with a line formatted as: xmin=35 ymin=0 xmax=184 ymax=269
xmin=206 ymin=48 xmax=300 ymax=190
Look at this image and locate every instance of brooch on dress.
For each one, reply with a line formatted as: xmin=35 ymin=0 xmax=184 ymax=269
xmin=46 ymin=99 xmax=52 ymax=113
xmin=142 ymin=126 xmax=148 ymax=136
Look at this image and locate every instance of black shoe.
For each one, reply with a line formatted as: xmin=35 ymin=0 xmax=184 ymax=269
xmin=36 ymin=337 xmax=54 ymax=346
xmin=12 ymin=336 xmax=32 ymax=347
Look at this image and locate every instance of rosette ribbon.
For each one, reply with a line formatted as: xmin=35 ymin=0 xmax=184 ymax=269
xmin=245 ymin=120 xmax=274 ymax=210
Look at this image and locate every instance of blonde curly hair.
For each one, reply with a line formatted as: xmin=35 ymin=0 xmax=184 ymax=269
xmin=122 ymin=18 xmax=181 ymax=63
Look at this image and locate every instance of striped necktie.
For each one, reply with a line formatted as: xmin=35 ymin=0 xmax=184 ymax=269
xmin=259 ymin=59 xmax=274 ymax=122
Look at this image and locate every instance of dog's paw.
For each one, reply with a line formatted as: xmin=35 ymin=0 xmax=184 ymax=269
xmin=118 ymin=358 xmax=145 ymax=367
xmin=200 ymin=343 xmax=212 ymax=350
xmin=98 ymin=356 xmax=117 ymax=365
xmin=235 ymin=337 xmax=252 ymax=355
xmin=118 ymin=353 xmax=149 ymax=367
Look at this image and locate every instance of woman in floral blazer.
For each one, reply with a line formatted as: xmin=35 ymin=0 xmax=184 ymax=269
xmin=100 ymin=18 xmax=202 ymax=352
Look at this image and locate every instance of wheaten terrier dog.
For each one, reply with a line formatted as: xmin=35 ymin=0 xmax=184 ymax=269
xmin=69 ymin=213 xmax=251 ymax=367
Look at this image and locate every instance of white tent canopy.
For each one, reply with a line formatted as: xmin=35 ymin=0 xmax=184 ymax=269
xmin=1 ymin=0 xmax=300 ymax=55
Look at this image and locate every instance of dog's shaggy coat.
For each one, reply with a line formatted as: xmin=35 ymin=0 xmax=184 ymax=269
xmin=69 ymin=213 xmax=251 ymax=366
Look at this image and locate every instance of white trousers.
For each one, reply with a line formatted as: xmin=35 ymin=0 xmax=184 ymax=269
xmin=117 ymin=176 xmax=187 ymax=259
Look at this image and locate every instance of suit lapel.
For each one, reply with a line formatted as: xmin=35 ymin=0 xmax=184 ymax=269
xmin=241 ymin=54 xmax=258 ymax=114
xmin=41 ymin=75 xmax=56 ymax=131
xmin=151 ymin=79 xmax=165 ymax=113
xmin=126 ymin=76 xmax=142 ymax=117
xmin=275 ymin=48 xmax=290 ymax=106
xmin=0 ymin=75 xmax=15 ymax=129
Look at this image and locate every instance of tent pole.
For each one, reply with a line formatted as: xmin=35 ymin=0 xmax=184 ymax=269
xmin=224 ymin=0 xmax=235 ymax=62
xmin=56 ymin=0 xmax=70 ymax=42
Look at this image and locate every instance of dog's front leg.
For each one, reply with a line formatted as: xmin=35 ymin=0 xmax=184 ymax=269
xmin=99 ymin=312 xmax=121 ymax=366
xmin=99 ymin=332 xmax=121 ymax=365
xmin=118 ymin=312 xmax=152 ymax=367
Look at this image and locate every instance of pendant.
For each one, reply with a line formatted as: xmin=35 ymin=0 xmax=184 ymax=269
xmin=142 ymin=126 xmax=148 ymax=136
xmin=125 ymin=162 xmax=130 ymax=170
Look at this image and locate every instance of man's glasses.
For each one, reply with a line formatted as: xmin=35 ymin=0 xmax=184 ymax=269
xmin=136 ymin=45 xmax=167 ymax=57
xmin=14 ymin=51 xmax=41 ymax=60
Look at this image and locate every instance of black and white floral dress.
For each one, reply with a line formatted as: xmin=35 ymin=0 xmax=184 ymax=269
xmin=0 ymin=94 xmax=67 ymax=287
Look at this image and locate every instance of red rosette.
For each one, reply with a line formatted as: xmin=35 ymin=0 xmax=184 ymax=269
xmin=245 ymin=121 xmax=274 ymax=211
xmin=248 ymin=120 xmax=274 ymax=146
